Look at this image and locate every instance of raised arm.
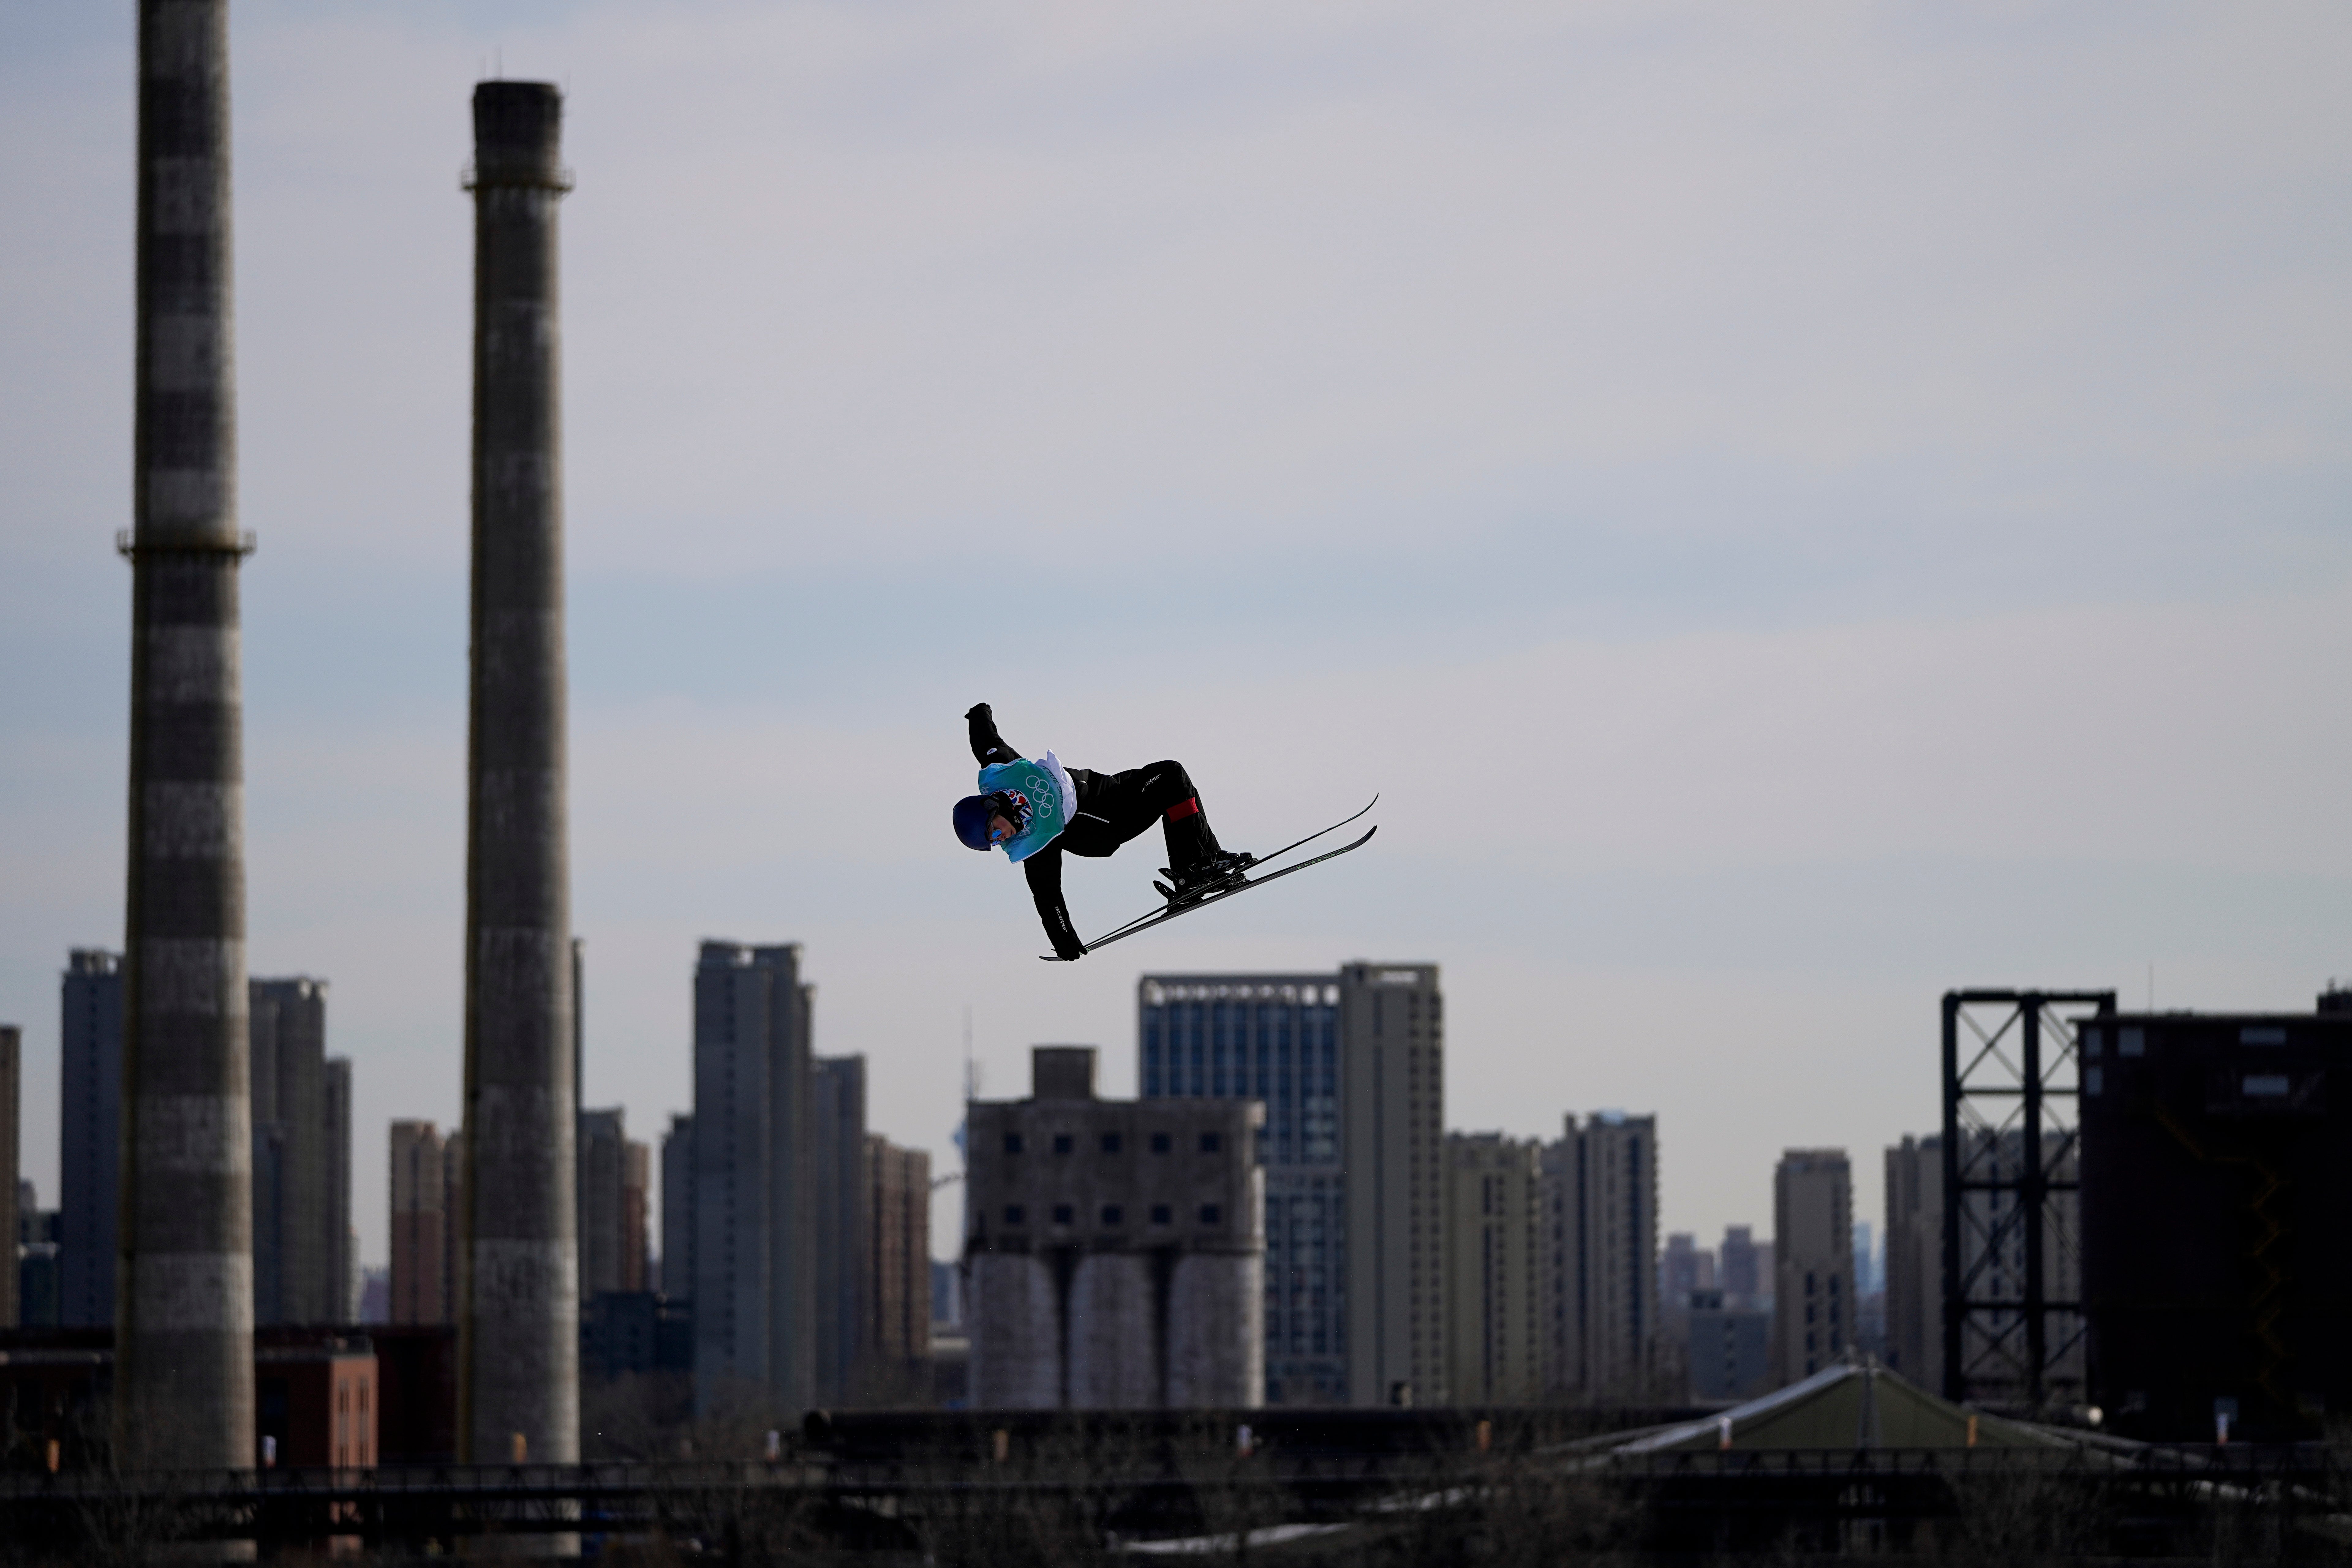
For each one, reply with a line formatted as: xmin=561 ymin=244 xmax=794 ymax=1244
xmin=966 ymin=702 xmax=1022 ymax=767
xmin=1023 ymin=845 xmax=1086 ymax=960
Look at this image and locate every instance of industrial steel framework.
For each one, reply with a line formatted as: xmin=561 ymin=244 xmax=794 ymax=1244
xmin=1940 ymin=988 xmax=2115 ymax=1412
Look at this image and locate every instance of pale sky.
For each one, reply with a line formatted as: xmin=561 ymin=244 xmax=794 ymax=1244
xmin=3 ymin=2 xmax=2347 ymax=1274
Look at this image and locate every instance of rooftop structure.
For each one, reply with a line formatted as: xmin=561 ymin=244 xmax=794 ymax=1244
xmin=966 ymin=1046 xmax=1264 ymax=1409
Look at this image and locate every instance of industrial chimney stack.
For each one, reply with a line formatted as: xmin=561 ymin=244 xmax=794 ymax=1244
xmin=458 ymin=81 xmax=582 ymax=1481
xmin=116 ymin=0 xmax=256 ymax=1473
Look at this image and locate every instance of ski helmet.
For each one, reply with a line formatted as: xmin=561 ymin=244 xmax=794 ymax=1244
xmin=953 ymin=795 xmax=993 ymax=852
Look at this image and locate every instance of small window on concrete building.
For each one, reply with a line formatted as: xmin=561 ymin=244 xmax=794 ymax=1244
xmin=1004 ymin=1133 xmax=1024 ymax=1154
xmin=1053 ymin=1134 xmax=1073 ymax=1155
xmin=1200 ymin=1132 xmax=1223 ymax=1153
xmin=1100 ymin=1133 xmax=1122 ymax=1153
xmin=1052 ymin=1204 xmax=1074 ymax=1225
xmin=1004 ymin=1205 xmax=1025 ymax=1225
xmin=1199 ymin=1204 xmax=1222 ymax=1226
xmin=1150 ymin=1133 xmax=1171 ymax=1153
xmin=1100 ymin=1205 xmax=1123 ymax=1226
xmin=1150 ymin=1204 xmax=1172 ymax=1225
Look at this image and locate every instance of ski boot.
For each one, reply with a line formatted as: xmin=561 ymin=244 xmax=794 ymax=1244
xmin=1155 ymin=850 xmax=1257 ymax=908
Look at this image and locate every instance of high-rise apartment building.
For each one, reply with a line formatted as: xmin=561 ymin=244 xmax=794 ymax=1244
xmin=1686 ymin=1289 xmax=1772 ymax=1401
xmin=250 ymin=979 xmax=354 ymax=1325
xmin=1442 ymin=1133 xmax=1541 ymax=1404
xmin=578 ymin=1109 xmax=650 ymax=1298
xmin=1718 ymin=1225 xmax=1761 ymax=1306
xmin=692 ymin=941 xmax=813 ymax=1415
xmin=325 ymin=1057 xmax=355 ymax=1320
xmin=442 ymin=1130 xmax=465 ymax=1329
xmin=1883 ymin=1134 xmax=1942 ymax=1390
xmin=660 ymin=1114 xmax=693 ymax=1301
xmin=60 ymin=951 xmax=122 ymax=1328
xmin=967 ymin=1046 xmax=1264 ymax=1409
xmin=1772 ymin=1149 xmax=1853 ymax=1385
xmin=865 ymin=1135 xmax=932 ymax=1398
xmin=1137 ymin=963 xmax=1442 ymax=1406
xmin=390 ymin=1121 xmax=450 ymax=1324
xmin=1538 ymin=1111 xmax=1660 ymax=1402
xmin=1659 ymin=1232 xmax=1715 ymax=1342
xmin=0 ymin=1025 xmax=18 ymax=1326
xmin=810 ymin=1055 xmax=867 ymax=1406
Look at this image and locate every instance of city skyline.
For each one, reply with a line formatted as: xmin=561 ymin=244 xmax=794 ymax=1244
xmin=3 ymin=2 xmax=2348 ymax=1284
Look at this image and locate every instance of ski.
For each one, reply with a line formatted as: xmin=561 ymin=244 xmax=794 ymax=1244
xmin=1042 ymin=820 xmax=1378 ymax=961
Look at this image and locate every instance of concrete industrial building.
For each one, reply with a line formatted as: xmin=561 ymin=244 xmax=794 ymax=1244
xmin=1137 ymin=963 xmax=1443 ymax=1407
xmin=117 ymin=0 xmax=257 ymax=1470
xmin=1540 ymin=1111 xmax=1661 ymax=1403
xmin=390 ymin=1121 xmax=450 ymax=1325
xmin=61 ymin=951 xmax=123 ymax=1329
xmin=1883 ymin=1134 xmax=1943 ymax=1392
xmin=2079 ymin=1002 xmax=2350 ymax=1440
xmin=1442 ymin=1133 xmax=1542 ymax=1404
xmin=692 ymin=941 xmax=814 ymax=1416
xmin=577 ymin=1109 xmax=650 ymax=1298
xmin=459 ymin=78 xmax=581 ymax=1473
xmin=1772 ymin=1150 xmax=1853 ymax=1386
xmin=967 ymin=1046 xmax=1264 ymax=1409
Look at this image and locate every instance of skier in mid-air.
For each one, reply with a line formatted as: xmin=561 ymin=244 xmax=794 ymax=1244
xmin=952 ymin=703 xmax=1254 ymax=961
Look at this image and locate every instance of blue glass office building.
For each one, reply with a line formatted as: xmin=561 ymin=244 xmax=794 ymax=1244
xmin=1139 ymin=975 xmax=1346 ymax=1402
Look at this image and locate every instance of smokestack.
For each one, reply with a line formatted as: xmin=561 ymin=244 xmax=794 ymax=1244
xmin=116 ymin=0 xmax=256 ymax=1472
xmin=458 ymin=80 xmax=580 ymax=1482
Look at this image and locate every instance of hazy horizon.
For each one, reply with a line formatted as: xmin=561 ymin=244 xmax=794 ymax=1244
xmin=4 ymin=2 xmax=2347 ymax=1276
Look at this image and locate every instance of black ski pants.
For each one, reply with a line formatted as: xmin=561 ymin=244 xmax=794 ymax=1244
xmin=1061 ymin=761 xmax=1223 ymax=865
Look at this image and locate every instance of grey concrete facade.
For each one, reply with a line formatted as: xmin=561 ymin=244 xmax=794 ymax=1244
xmin=965 ymin=1046 xmax=1264 ymax=1410
xmin=659 ymin=1113 xmax=693 ymax=1301
xmin=1539 ymin=1111 xmax=1661 ymax=1402
xmin=250 ymin=978 xmax=325 ymax=1325
xmin=691 ymin=942 xmax=812 ymax=1416
xmin=1771 ymin=1148 xmax=1852 ymax=1387
xmin=118 ymin=0 xmax=256 ymax=1474
xmin=1139 ymin=975 xmax=1344 ymax=1403
xmin=810 ymin=1056 xmax=866 ymax=1407
xmin=324 ymin=1056 xmax=354 ymax=1318
xmin=1338 ymin=964 xmax=1445 ymax=1408
xmin=1686 ymin=1290 xmax=1772 ymax=1402
xmin=459 ymin=80 xmax=579 ymax=1475
xmin=1442 ymin=1133 xmax=1542 ymax=1404
xmin=578 ymin=1108 xmax=648 ymax=1296
xmin=61 ymin=951 xmax=123 ymax=1328
xmin=389 ymin=1120 xmax=450 ymax=1324
xmin=1138 ymin=965 xmax=1442 ymax=1408
xmin=1883 ymin=1134 xmax=1943 ymax=1392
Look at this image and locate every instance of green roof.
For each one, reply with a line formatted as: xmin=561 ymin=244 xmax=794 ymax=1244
xmin=1616 ymin=1359 xmax=2073 ymax=1453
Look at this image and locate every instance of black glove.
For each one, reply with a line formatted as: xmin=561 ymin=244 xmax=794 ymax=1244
xmin=966 ymin=702 xmax=992 ymax=722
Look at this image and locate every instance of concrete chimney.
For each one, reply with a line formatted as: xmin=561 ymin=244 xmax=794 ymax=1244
xmin=115 ymin=0 xmax=257 ymax=1474
xmin=458 ymin=81 xmax=580 ymax=1482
